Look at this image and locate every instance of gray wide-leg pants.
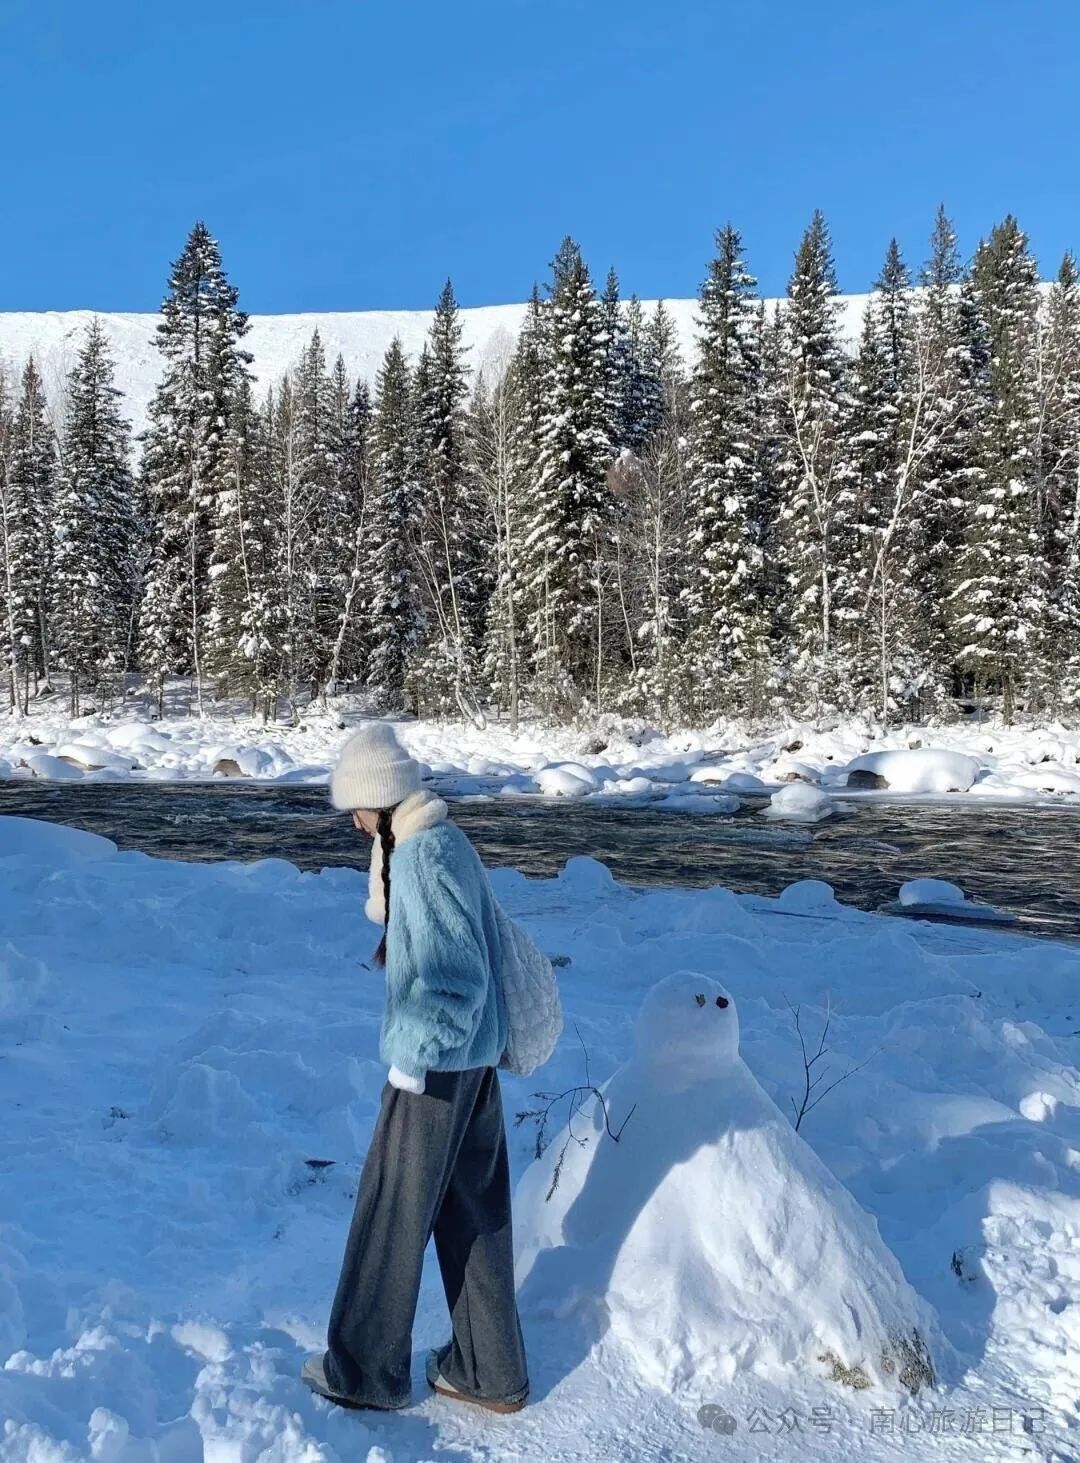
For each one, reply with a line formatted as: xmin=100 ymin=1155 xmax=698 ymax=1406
xmin=324 ymin=1065 xmax=529 ymax=1409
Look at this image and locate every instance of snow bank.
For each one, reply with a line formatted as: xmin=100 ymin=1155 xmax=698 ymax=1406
xmin=0 ymin=814 xmax=117 ymax=865
xmin=1 ymin=818 xmax=1079 ymax=1458
xmin=3 ymin=701 xmax=1080 ymax=815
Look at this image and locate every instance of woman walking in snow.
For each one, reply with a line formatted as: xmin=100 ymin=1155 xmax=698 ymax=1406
xmin=302 ymin=723 xmax=530 ymax=1414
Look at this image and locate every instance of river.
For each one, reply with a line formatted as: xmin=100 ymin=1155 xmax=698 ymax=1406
xmin=2 ymin=779 xmax=1079 ymax=937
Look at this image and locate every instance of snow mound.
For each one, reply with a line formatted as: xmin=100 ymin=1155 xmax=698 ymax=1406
xmin=845 ymin=749 xmax=981 ymax=794
xmin=763 ymin=782 xmax=836 ymax=822
xmin=534 ymin=764 xmax=598 ymax=797
xmin=779 ymin=879 xmax=840 ymax=912
xmin=515 ymin=973 xmax=946 ymax=1395
xmin=899 ymin=878 xmax=966 ymax=908
xmin=895 ymin=877 xmax=1013 ymax=925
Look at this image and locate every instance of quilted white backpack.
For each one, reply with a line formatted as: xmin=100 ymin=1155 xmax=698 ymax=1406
xmin=494 ymin=903 xmax=563 ymax=1077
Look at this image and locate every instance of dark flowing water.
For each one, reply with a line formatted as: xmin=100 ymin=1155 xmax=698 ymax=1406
xmin=2 ymin=778 xmax=1079 ymax=937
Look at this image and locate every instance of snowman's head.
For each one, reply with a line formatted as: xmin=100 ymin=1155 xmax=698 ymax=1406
xmin=634 ymin=972 xmax=740 ymax=1081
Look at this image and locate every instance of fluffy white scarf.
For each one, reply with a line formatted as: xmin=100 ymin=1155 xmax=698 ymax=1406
xmin=365 ymin=788 xmax=448 ymax=925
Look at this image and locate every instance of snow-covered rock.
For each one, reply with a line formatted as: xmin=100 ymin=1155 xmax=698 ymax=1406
xmin=534 ymin=763 xmax=599 ymax=797
xmin=763 ymin=782 xmax=837 ymax=822
xmin=844 ymin=749 xmax=981 ymax=794
xmin=53 ymin=741 xmax=136 ymax=773
xmin=22 ymin=752 xmax=86 ymax=782
xmin=515 ymin=973 xmax=946 ymax=1394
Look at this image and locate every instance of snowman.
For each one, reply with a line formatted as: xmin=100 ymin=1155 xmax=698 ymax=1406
xmin=514 ymin=972 xmax=947 ymax=1394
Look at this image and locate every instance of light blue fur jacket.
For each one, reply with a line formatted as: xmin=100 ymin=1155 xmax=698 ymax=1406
xmin=366 ymin=791 xmax=507 ymax=1087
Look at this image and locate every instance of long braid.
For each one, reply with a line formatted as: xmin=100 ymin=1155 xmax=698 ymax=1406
xmin=372 ymin=808 xmax=395 ymax=967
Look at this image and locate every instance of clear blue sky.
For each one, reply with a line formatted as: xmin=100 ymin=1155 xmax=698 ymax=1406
xmin=1 ymin=0 xmax=1077 ymax=314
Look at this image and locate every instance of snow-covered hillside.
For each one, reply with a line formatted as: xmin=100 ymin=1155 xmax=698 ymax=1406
xmin=0 ymin=294 xmax=873 ymax=436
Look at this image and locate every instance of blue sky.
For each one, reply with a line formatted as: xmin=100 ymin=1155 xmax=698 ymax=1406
xmin=1 ymin=0 xmax=1077 ymax=314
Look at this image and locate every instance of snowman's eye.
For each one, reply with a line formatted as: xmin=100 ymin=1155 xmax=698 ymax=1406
xmin=715 ymin=995 xmax=729 ymax=1008
xmin=694 ymin=993 xmax=706 ymax=1007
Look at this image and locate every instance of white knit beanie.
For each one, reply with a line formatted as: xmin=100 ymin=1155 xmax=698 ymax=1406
xmin=330 ymin=723 xmax=421 ymax=811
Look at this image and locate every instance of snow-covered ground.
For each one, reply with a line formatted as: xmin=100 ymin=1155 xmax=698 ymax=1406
xmin=2 ymin=815 xmax=1078 ymax=1461
xmin=4 ymin=701 xmax=1080 ymax=814
xmin=0 ymin=294 xmax=874 ymax=436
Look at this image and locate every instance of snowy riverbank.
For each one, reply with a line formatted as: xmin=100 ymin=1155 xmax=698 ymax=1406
xmin=4 ymin=703 xmax=1080 ymax=817
xmin=2 ymin=815 xmax=1078 ymax=1460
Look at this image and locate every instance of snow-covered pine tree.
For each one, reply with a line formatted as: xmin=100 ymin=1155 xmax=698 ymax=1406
xmin=0 ymin=359 xmax=57 ymax=713
xmin=1035 ymin=253 xmax=1080 ymax=711
xmin=846 ymin=240 xmax=927 ymax=719
xmin=479 ymin=287 xmax=547 ymax=719
xmin=325 ymin=370 xmax=372 ymax=692
xmin=139 ymin=222 xmax=250 ymax=714
xmin=620 ymin=385 xmax=691 ymax=722
xmin=644 ymin=300 xmax=688 ymax=433
xmin=599 ymin=267 xmax=632 ymax=452
xmin=0 ymin=367 xmax=23 ymax=713
xmin=523 ymin=238 xmax=616 ymax=711
xmin=366 ymin=339 xmax=422 ymax=710
xmin=53 ymin=320 xmax=137 ymax=713
xmin=621 ymin=295 xmax=664 ymax=456
xmin=469 ymin=369 xmax=522 ymax=725
xmin=410 ymin=280 xmax=488 ymax=721
xmin=747 ymin=301 xmax=787 ymax=714
xmin=205 ymin=381 xmax=281 ymax=715
xmin=293 ymin=330 xmax=347 ymax=695
xmin=910 ymin=206 xmax=974 ymax=712
xmin=953 ymin=217 xmax=1045 ymax=720
xmin=263 ymin=374 xmax=316 ymax=711
xmin=774 ymin=211 xmax=855 ymax=714
xmin=683 ymin=223 xmax=762 ymax=717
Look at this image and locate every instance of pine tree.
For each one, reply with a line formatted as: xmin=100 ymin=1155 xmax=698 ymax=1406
xmin=774 ymin=211 xmax=854 ymax=712
xmin=683 ymin=224 xmax=762 ymax=716
xmin=620 ymin=295 xmax=663 ymax=455
xmin=846 ymin=240 xmax=926 ymax=718
xmin=326 ymin=371 xmax=372 ymax=691
xmin=410 ymin=280 xmax=488 ymax=720
xmin=366 ymin=339 xmax=422 ymax=709
xmin=524 ymin=238 xmax=615 ymax=709
xmin=644 ymin=300 xmax=688 ymax=433
xmin=204 ymin=381 xmax=281 ymax=713
xmin=294 ymin=329 xmax=347 ymax=693
xmin=953 ymin=217 xmax=1044 ymax=720
xmin=139 ymin=222 xmax=250 ymax=712
xmin=621 ymin=398 xmax=691 ymax=721
xmin=479 ymin=288 xmax=547 ymax=719
xmin=599 ymin=267 xmax=632 ymax=452
xmin=910 ymin=206 xmax=973 ymax=710
xmin=737 ymin=301 xmax=787 ymax=725
xmin=0 ymin=359 xmax=56 ymax=713
xmin=53 ymin=321 xmax=137 ymax=712
xmin=1036 ymin=254 xmax=1080 ymax=711
xmin=470 ymin=370 xmax=521 ymax=725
